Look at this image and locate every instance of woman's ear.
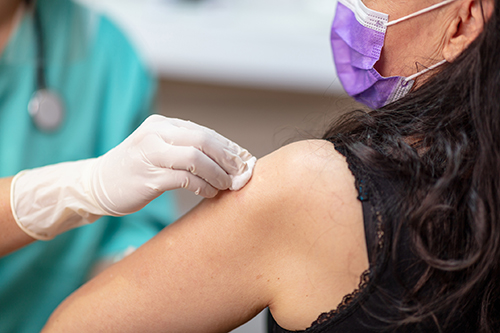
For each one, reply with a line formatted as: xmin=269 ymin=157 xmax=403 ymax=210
xmin=443 ymin=0 xmax=494 ymax=62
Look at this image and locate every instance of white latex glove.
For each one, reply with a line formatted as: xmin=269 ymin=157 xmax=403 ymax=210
xmin=11 ymin=115 xmax=256 ymax=240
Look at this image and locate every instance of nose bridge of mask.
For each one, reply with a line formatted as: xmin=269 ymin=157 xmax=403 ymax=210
xmin=340 ymin=0 xmax=388 ymax=32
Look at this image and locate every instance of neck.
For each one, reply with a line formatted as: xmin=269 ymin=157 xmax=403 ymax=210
xmin=0 ymin=0 xmax=24 ymax=53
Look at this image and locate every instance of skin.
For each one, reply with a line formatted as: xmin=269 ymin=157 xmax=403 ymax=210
xmin=364 ymin=0 xmax=493 ymax=86
xmin=42 ymin=0 xmax=493 ymax=332
xmin=0 ymin=0 xmax=21 ymax=53
xmin=0 ymin=177 xmax=34 ymax=256
xmin=0 ymin=0 xmax=37 ymax=257
xmin=43 ymin=140 xmax=368 ymax=332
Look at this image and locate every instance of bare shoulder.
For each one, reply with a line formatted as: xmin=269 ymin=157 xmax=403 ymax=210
xmin=262 ymin=139 xmax=353 ymax=185
xmin=209 ymin=139 xmax=361 ymax=245
xmin=249 ymin=139 xmax=359 ymax=217
xmin=269 ymin=139 xmax=348 ymax=171
xmin=241 ymin=139 xmax=368 ymax=330
xmin=43 ymin=140 xmax=367 ymax=333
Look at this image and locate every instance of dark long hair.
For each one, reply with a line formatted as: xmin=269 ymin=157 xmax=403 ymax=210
xmin=324 ymin=1 xmax=500 ymax=331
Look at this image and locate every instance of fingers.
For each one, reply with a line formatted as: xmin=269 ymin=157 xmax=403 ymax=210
xmin=161 ymin=169 xmax=219 ymax=198
xmin=147 ymin=143 xmax=233 ymax=191
xmin=150 ymin=116 xmax=254 ymax=177
xmin=137 ymin=115 xmax=256 ymax=192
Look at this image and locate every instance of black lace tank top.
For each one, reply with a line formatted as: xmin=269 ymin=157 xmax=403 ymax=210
xmin=266 ymin=143 xmax=477 ymax=333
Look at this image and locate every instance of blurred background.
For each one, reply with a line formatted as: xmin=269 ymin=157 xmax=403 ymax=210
xmin=75 ymin=0 xmax=360 ymax=331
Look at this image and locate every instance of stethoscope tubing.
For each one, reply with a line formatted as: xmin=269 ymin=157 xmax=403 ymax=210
xmin=33 ymin=2 xmax=46 ymax=90
xmin=27 ymin=1 xmax=65 ymax=132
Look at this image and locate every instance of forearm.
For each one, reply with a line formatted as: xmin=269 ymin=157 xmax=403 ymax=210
xmin=0 ymin=177 xmax=36 ymax=257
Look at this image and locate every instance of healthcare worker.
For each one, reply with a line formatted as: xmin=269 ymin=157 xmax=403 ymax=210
xmin=0 ymin=0 xmax=255 ymax=332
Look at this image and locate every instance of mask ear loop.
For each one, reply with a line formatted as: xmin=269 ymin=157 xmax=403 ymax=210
xmin=380 ymin=0 xmax=454 ymax=83
xmin=404 ymin=59 xmax=447 ymax=83
xmin=384 ymin=0 xmax=457 ymax=27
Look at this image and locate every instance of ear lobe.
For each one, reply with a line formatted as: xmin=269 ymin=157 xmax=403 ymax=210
xmin=442 ymin=0 xmax=494 ymax=62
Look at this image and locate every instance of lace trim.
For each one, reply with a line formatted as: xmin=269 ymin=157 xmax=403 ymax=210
xmin=310 ymin=269 xmax=371 ymax=327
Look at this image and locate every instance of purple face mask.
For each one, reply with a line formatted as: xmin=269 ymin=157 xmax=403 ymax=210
xmin=331 ymin=0 xmax=453 ymax=109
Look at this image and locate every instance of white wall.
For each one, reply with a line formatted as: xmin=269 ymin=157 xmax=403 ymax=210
xmin=77 ymin=0 xmax=341 ymax=94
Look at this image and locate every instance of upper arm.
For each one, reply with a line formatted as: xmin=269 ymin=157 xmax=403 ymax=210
xmin=43 ymin=140 xmax=367 ymax=332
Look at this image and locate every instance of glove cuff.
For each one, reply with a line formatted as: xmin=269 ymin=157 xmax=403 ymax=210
xmin=10 ymin=159 xmax=108 ymax=240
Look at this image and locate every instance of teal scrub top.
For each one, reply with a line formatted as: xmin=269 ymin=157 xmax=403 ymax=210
xmin=0 ymin=0 xmax=177 ymax=332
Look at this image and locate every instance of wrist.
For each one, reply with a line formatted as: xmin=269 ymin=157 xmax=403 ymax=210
xmin=88 ymin=155 xmax=127 ymax=217
xmin=10 ymin=159 xmax=108 ymax=240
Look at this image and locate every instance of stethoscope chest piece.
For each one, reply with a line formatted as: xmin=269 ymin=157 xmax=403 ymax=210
xmin=28 ymin=89 xmax=64 ymax=132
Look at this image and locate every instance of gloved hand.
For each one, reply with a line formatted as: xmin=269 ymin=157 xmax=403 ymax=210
xmin=10 ymin=115 xmax=256 ymax=240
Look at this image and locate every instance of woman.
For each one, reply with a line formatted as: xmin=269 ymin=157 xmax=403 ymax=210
xmin=43 ymin=0 xmax=499 ymax=331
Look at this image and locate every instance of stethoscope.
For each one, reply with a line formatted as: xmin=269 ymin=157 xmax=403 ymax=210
xmin=26 ymin=2 xmax=64 ymax=132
